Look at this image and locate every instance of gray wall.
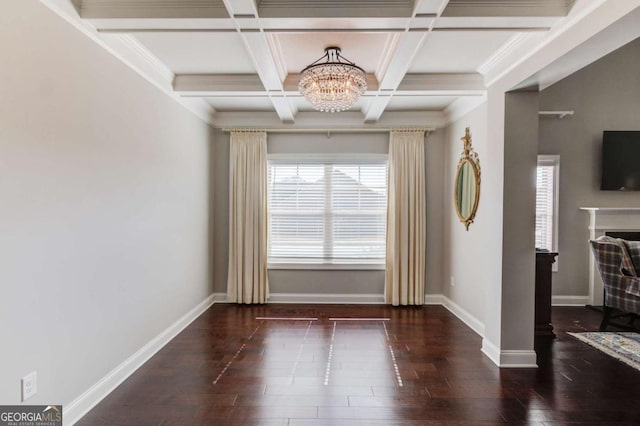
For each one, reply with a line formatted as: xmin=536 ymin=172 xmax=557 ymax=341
xmin=443 ymin=104 xmax=488 ymax=323
xmin=0 ymin=0 xmax=213 ymax=406
xmin=500 ymin=91 xmax=539 ymax=351
xmin=212 ymin=130 xmax=445 ymax=297
xmin=539 ymin=36 xmax=640 ymax=297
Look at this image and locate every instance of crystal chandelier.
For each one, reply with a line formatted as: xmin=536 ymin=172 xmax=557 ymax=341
xmin=298 ymin=47 xmax=367 ymax=113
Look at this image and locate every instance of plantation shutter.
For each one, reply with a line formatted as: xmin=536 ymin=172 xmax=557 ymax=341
xmin=535 ymin=157 xmax=559 ymax=251
xmin=267 ymin=157 xmax=388 ymax=266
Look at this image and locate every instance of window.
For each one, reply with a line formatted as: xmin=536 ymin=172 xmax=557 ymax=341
xmin=267 ymin=155 xmax=388 ymax=268
xmin=535 ymin=155 xmax=559 ymax=256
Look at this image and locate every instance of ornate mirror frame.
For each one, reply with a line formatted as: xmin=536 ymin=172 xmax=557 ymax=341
xmin=454 ymin=127 xmax=481 ymax=230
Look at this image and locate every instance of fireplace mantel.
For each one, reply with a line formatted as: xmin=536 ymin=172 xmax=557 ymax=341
xmin=580 ymin=207 xmax=640 ymax=305
xmin=581 ymin=207 xmax=640 ymax=213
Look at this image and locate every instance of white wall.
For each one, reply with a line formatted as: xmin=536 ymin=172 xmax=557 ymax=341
xmin=539 ymin=36 xmax=640 ymax=297
xmin=0 ymin=0 xmax=213 ymax=407
xmin=443 ymin=104 xmax=488 ymax=324
xmin=212 ymin=130 xmax=445 ymax=298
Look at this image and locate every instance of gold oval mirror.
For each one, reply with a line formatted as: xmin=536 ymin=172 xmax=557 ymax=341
xmin=454 ymin=128 xmax=481 ymax=230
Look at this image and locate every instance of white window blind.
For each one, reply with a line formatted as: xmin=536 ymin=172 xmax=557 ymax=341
xmin=535 ymin=155 xmax=559 ymax=252
xmin=267 ymin=156 xmax=388 ymax=266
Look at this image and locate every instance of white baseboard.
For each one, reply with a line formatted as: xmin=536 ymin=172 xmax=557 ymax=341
xmin=212 ymin=292 xmax=228 ymax=303
xmin=432 ymin=294 xmax=485 ymax=337
xmin=267 ymin=293 xmax=385 ymax=304
xmin=552 ymin=295 xmax=589 ymax=306
xmin=217 ymin=292 xmax=590 ymax=307
xmin=64 ymin=294 xmax=215 ymax=426
xmin=216 ymin=292 xmax=448 ymax=305
xmin=481 ymin=338 xmax=537 ymax=368
xmin=424 ymin=294 xmax=444 ymax=305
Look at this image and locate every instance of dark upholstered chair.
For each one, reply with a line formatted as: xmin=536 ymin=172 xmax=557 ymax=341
xmin=589 ymin=236 xmax=640 ymax=331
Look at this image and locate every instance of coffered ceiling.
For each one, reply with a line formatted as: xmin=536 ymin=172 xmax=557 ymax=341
xmin=47 ymin=0 xmax=603 ymax=128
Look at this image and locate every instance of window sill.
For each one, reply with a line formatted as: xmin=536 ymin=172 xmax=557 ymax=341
xmin=268 ymin=263 xmax=385 ymax=271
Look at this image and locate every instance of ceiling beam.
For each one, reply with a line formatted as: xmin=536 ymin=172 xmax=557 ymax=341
xmin=377 ymin=32 xmax=429 ymax=91
xmin=173 ymin=73 xmax=486 ymax=97
xmin=361 ymin=0 xmax=451 ymax=122
xmin=82 ymin=2 xmax=557 ymax=34
xmin=220 ymin=0 xmax=296 ymax=122
xmin=398 ymin=73 xmax=485 ymax=91
xmin=283 ymin=74 xmax=380 ymax=92
xmin=239 ymin=32 xmax=284 ymax=90
xmin=363 ymin=95 xmax=393 ymax=123
xmin=269 ymin=96 xmax=296 ymax=123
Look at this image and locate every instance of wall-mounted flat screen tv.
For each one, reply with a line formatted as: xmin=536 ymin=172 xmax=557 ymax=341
xmin=601 ymin=131 xmax=640 ymax=191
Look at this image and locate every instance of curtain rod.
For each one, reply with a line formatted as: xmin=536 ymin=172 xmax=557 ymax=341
xmin=221 ymin=127 xmax=435 ymax=134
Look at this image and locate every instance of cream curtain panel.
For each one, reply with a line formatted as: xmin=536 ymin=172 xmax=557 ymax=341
xmin=227 ymin=131 xmax=269 ymax=304
xmin=385 ymin=131 xmax=426 ymax=306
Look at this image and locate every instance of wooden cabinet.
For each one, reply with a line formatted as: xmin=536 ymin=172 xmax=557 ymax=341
xmin=535 ymin=251 xmax=558 ymax=338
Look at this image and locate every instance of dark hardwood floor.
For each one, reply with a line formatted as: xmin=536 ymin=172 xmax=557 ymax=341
xmin=78 ymin=305 xmax=640 ymax=425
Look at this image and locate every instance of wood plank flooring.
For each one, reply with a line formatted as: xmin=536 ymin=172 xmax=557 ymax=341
xmin=78 ymin=305 xmax=640 ymax=425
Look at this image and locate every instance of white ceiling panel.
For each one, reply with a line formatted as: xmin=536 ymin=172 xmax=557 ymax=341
xmin=386 ymin=96 xmax=456 ymax=110
xmin=260 ymin=17 xmax=412 ymax=30
xmin=275 ymin=33 xmax=395 ymax=74
xmin=206 ymin=97 xmax=274 ymax=112
xmin=409 ymin=32 xmax=516 ymax=73
xmin=134 ymin=33 xmax=256 ymax=74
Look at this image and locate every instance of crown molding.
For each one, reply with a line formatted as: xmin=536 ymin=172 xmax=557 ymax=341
xmin=482 ymin=0 xmax=638 ymax=90
xmin=117 ymin=34 xmax=174 ymax=82
xmin=444 ymin=96 xmax=487 ymax=124
xmin=477 ymin=33 xmax=532 ymax=76
xmin=41 ymin=0 xmax=216 ymax=126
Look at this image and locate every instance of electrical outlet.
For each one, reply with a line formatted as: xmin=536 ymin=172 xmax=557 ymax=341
xmin=22 ymin=371 xmax=37 ymax=401
xmin=450 ymin=276 xmax=455 ymax=287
